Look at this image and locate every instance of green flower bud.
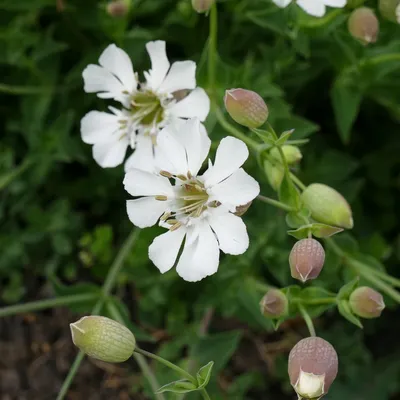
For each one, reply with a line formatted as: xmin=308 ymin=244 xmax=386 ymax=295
xmin=301 ymin=183 xmax=354 ymax=229
xmin=348 ymin=8 xmax=379 ymax=45
xmin=270 ymin=145 xmax=303 ymax=165
xmin=289 ymin=238 xmax=325 ymax=283
xmin=349 ymin=286 xmax=385 ymax=319
xmin=264 ymin=159 xmax=284 ymax=191
xmin=70 ymin=316 xmax=136 ymax=363
xmin=106 ymin=0 xmax=131 ymax=17
xmin=224 ymin=88 xmax=269 ymax=129
xmin=288 ymin=337 xmax=338 ymax=400
xmin=191 ymin=0 xmax=215 ymax=13
xmin=260 ymin=289 xmax=288 ymax=318
xmin=379 ymin=0 xmax=400 ymax=23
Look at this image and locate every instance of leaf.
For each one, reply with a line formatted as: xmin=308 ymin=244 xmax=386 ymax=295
xmin=286 ymin=208 xmax=311 ymax=228
xmin=338 ymin=277 xmax=360 ymax=300
xmin=196 ymin=361 xmax=214 ymax=389
xmin=311 ymin=223 xmax=344 ymax=238
xmin=338 ymin=300 xmax=363 ymax=329
xmin=298 ymin=287 xmax=337 ymax=318
xmin=192 ymin=331 xmax=242 ymax=372
xmin=279 ymin=173 xmax=300 ymax=209
xmin=287 ymin=225 xmax=312 ymax=240
xmin=155 ymin=380 xmax=197 ymax=394
xmin=275 ymin=129 xmax=295 ymax=146
xmin=331 ymin=81 xmax=363 ymax=144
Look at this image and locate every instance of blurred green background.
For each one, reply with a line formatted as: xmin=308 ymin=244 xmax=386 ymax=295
xmin=1 ymin=0 xmax=400 ymax=399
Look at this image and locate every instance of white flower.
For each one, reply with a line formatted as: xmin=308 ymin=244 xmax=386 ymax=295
xmin=81 ymin=41 xmax=210 ymax=169
xmin=272 ymin=0 xmax=347 ymax=17
xmin=123 ymin=118 xmax=260 ymax=282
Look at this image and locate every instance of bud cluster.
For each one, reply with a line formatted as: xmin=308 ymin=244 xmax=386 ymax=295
xmin=348 ymin=7 xmax=379 ymax=44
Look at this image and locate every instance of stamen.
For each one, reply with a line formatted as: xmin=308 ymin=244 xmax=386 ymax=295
xmin=155 ymin=195 xmax=168 ymax=201
xmin=187 ymin=171 xmax=193 ymax=179
xmin=160 ymin=212 xmax=171 ymax=221
xmin=166 ymin=219 xmax=179 ymax=225
xmin=160 ymin=171 xmax=173 ymax=178
xmin=170 ymin=222 xmax=182 ymax=231
xmin=177 ymin=174 xmax=187 ymax=181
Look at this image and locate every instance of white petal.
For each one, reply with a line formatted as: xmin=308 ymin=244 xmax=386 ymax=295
xmin=123 ymin=169 xmax=174 ymax=197
xmin=173 ymin=118 xmax=210 ymax=176
xmin=145 ymin=41 xmax=170 ymax=91
xmin=323 ymin=0 xmax=346 ymax=7
xmin=208 ymin=168 xmax=260 ymax=209
xmin=158 ymin=61 xmax=196 ymax=94
xmin=126 ymin=197 xmax=168 ymax=228
xmin=168 ymin=88 xmax=210 ymax=122
xmin=176 ymin=222 xmax=220 ymax=282
xmin=209 ymin=211 xmax=249 ymax=255
xmin=297 ymin=0 xmax=325 ymax=16
xmin=92 ymin=137 xmax=129 ymax=168
xmin=99 ymin=44 xmax=137 ymax=92
xmin=202 ymin=137 xmax=249 ymax=187
xmin=272 ymin=0 xmax=292 ymax=7
xmin=81 ymin=111 xmax=120 ymax=145
xmin=149 ymin=228 xmax=186 ymax=273
xmin=155 ymin=125 xmax=188 ymax=175
xmin=124 ymin=135 xmax=155 ymax=172
xmin=82 ymin=65 xmax=126 ymax=101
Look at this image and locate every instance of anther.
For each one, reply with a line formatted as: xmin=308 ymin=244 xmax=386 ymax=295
xmin=177 ymin=174 xmax=187 ymax=181
xmin=160 ymin=171 xmax=173 ymax=178
xmin=155 ymin=195 xmax=168 ymax=201
xmin=170 ymin=222 xmax=182 ymax=231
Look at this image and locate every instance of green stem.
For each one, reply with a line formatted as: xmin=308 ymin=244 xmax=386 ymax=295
xmin=134 ymin=347 xmax=197 ymax=385
xmin=361 ymin=265 xmax=400 ymax=289
xmin=294 ymin=297 xmax=337 ymax=306
xmin=257 ymin=195 xmax=295 ymax=212
xmin=0 ymin=293 xmax=98 ymax=318
xmin=215 ymin=107 xmax=259 ymax=149
xmin=200 ymin=388 xmax=211 ymax=400
xmin=251 ymin=279 xmax=271 ymax=293
xmin=0 ymin=83 xmax=55 ymax=94
xmin=56 ymin=229 xmax=140 ymax=400
xmin=290 ymin=173 xmax=306 ymax=191
xmin=298 ymin=304 xmax=316 ymax=337
xmin=208 ymin=2 xmax=218 ymax=104
xmin=107 ymin=301 xmax=165 ymax=400
xmin=0 ymin=158 xmax=34 ymax=191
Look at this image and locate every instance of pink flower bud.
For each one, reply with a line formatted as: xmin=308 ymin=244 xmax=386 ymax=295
xmin=191 ymin=0 xmax=215 ymax=13
xmin=301 ymin=184 xmax=354 ymax=230
xmin=348 ymin=8 xmax=379 ymax=45
xmin=288 ymin=337 xmax=338 ymax=399
xmin=260 ymin=289 xmax=288 ymax=318
xmin=289 ymin=239 xmax=325 ymax=283
xmin=349 ymin=286 xmax=385 ymax=319
xmin=106 ymin=0 xmax=130 ymax=17
xmin=224 ymin=88 xmax=269 ymax=129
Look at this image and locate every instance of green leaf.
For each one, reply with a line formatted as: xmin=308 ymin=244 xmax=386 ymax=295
xmin=311 ymin=223 xmax=344 ymax=238
xmin=287 ymin=225 xmax=312 ymax=240
xmin=192 ymin=331 xmax=242 ymax=372
xmin=279 ymin=173 xmax=300 ymax=209
xmin=338 ymin=300 xmax=363 ymax=329
xmin=286 ymin=208 xmax=311 ymax=228
xmin=331 ymin=81 xmax=363 ymax=144
xmin=275 ymin=129 xmax=295 ymax=146
xmin=338 ymin=277 xmax=360 ymax=300
xmin=155 ymin=380 xmax=197 ymax=394
xmin=298 ymin=287 xmax=337 ymax=318
xmin=196 ymin=361 xmax=214 ymax=389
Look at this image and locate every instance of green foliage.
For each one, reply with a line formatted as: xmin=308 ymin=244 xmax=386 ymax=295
xmin=1 ymin=0 xmax=400 ymax=399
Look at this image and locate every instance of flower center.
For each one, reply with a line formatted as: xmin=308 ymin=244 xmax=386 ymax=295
xmin=129 ymin=90 xmax=166 ymax=134
xmin=156 ymin=172 xmax=219 ymax=231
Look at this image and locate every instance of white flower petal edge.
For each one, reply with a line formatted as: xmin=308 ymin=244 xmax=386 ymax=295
xmin=272 ymin=0 xmax=347 ymax=17
xmin=81 ymin=41 xmax=210 ymax=170
xmin=123 ymin=119 xmax=260 ymax=282
xmin=272 ymin=0 xmax=292 ymax=7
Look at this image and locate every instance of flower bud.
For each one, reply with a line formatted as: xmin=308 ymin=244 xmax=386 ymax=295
xmin=191 ymin=0 xmax=215 ymax=13
xmin=288 ymin=337 xmax=338 ymax=400
xmin=289 ymin=238 xmax=325 ymax=283
xmin=235 ymin=201 xmax=252 ymax=217
xmin=301 ymin=183 xmax=353 ymax=229
xmin=260 ymin=289 xmax=288 ymax=318
xmin=348 ymin=8 xmax=379 ymax=45
xmin=224 ymin=88 xmax=269 ymax=129
xmin=70 ymin=316 xmax=136 ymax=363
xmin=264 ymin=159 xmax=284 ymax=190
xmin=379 ymin=0 xmax=400 ymax=23
xmin=106 ymin=0 xmax=131 ymax=17
xmin=270 ymin=145 xmax=302 ymax=165
xmin=349 ymin=286 xmax=385 ymax=319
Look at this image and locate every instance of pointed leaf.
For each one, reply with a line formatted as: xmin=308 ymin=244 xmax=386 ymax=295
xmin=196 ymin=361 xmax=214 ymax=389
xmin=338 ymin=300 xmax=363 ymax=329
xmin=275 ymin=129 xmax=295 ymax=146
xmin=311 ymin=223 xmax=344 ymax=238
xmin=338 ymin=277 xmax=360 ymax=300
xmin=156 ymin=380 xmax=197 ymax=394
